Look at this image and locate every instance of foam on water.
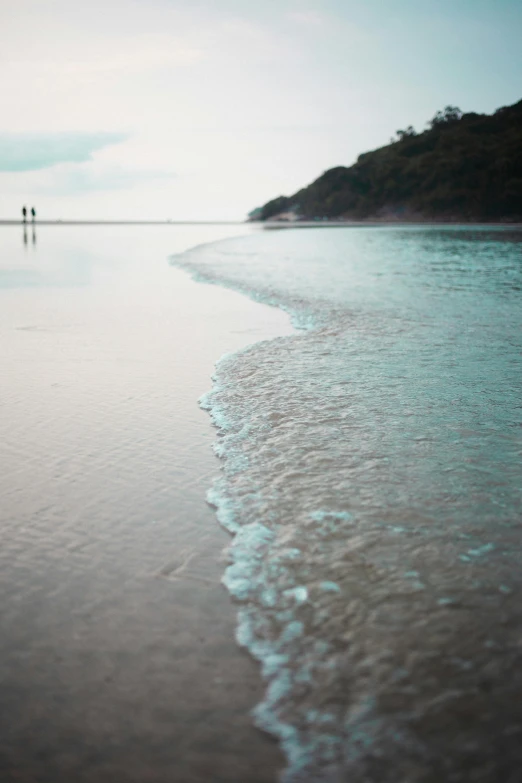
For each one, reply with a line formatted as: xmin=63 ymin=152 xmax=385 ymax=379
xmin=172 ymin=227 xmax=522 ymax=781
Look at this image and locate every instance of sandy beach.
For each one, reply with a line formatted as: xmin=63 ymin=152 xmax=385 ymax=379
xmin=0 ymin=224 xmax=294 ymax=782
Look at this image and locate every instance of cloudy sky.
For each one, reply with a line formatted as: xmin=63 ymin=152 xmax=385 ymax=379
xmin=1 ymin=0 xmax=521 ymax=220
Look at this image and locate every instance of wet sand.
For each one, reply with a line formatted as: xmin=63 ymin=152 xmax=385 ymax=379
xmin=0 ymin=225 xmax=294 ymax=782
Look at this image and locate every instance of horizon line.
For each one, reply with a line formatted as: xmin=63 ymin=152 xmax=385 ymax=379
xmin=0 ymin=219 xmax=247 ymax=226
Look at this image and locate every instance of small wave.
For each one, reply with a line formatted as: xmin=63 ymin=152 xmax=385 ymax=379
xmin=173 ymin=227 xmax=522 ymax=781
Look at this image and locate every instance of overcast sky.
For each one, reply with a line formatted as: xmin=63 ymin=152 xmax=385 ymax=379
xmin=1 ymin=0 xmax=521 ymax=220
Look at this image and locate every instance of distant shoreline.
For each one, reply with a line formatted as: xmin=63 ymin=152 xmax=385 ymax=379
xmin=259 ymin=219 xmax=522 ymax=229
xmin=0 ymin=220 xmax=246 ymax=226
xmin=1 ymin=219 xmax=521 ymax=228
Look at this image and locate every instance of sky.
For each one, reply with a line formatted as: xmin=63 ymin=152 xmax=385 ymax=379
xmin=1 ymin=0 xmax=521 ymax=221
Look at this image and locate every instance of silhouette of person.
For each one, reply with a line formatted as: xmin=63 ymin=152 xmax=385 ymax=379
xmin=22 ymin=206 xmax=27 ymax=224
xmin=31 ymin=207 xmax=36 ymax=223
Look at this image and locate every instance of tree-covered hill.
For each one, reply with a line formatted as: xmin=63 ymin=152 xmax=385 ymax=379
xmin=254 ymin=99 xmax=522 ymax=222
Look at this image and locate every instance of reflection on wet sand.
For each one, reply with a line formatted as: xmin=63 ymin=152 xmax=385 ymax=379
xmin=22 ymin=225 xmax=37 ymax=248
xmin=0 ymin=223 xmax=290 ymax=783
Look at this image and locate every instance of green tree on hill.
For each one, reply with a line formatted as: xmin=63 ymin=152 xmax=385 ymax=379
xmin=428 ymin=105 xmax=463 ymax=128
xmin=256 ymin=98 xmax=522 ymax=222
xmin=395 ymin=126 xmax=417 ymax=141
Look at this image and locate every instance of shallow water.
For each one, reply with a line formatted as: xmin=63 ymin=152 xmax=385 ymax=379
xmin=173 ymin=226 xmax=522 ymax=782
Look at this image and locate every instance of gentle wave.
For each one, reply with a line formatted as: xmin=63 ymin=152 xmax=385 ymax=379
xmin=171 ymin=226 xmax=522 ymax=781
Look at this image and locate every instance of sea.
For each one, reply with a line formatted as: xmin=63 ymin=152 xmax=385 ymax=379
xmin=172 ymin=225 xmax=522 ymax=783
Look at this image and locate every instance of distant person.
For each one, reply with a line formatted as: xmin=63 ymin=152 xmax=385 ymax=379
xmin=22 ymin=206 xmax=27 ymax=224
xmin=31 ymin=207 xmax=36 ymax=223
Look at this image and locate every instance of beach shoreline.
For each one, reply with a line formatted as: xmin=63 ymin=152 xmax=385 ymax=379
xmin=2 ymin=218 xmax=521 ymax=228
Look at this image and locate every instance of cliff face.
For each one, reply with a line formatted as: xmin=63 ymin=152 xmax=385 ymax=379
xmin=255 ymin=99 xmax=522 ymax=222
